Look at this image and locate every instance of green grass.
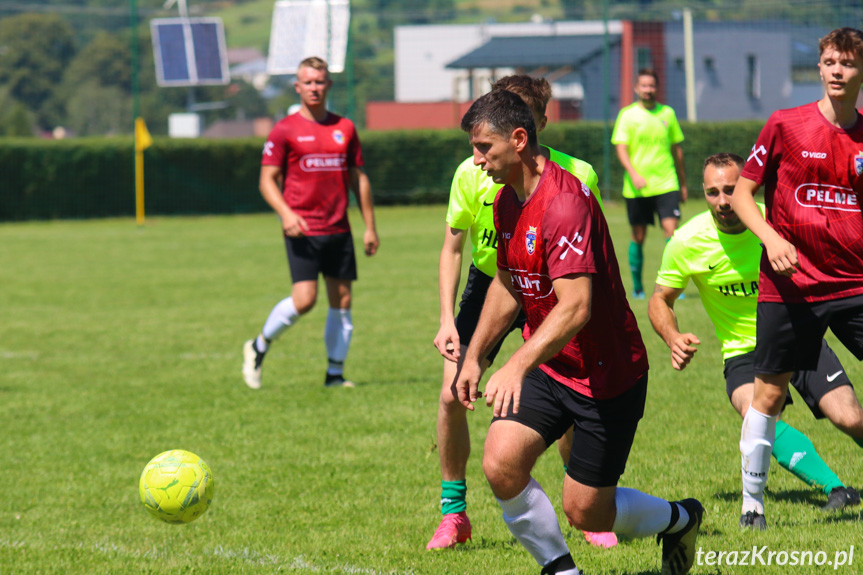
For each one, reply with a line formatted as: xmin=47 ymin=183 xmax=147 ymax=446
xmin=0 ymin=203 xmax=860 ymax=574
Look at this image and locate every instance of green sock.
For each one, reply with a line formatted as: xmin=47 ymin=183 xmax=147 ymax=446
xmin=440 ymin=480 xmax=467 ymax=515
xmin=629 ymin=241 xmax=644 ymax=293
xmin=772 ymin=420 xmax=844 ymax=495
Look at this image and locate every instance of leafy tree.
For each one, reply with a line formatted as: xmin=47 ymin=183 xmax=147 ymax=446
xmin=66 ymin=82 xmax=130 ymax=135
xmin=0 ymin=87 xmax=34 ymax=136
xmin=64 ymin=31 xmax=132 ymax=94
xmin=0 ymin=13 xmax=76 ymax=128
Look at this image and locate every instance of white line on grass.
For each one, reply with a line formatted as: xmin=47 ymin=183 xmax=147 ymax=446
xmin=0 ymin=539 xmax=414 ymax=574
xmin=210 ymin=546 xmax=416 ymax=574
xmin=0 ymin=350 xmax=39 ymax=359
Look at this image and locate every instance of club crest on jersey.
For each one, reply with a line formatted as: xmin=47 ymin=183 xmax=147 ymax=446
xmin=853 ymin=151 xmax=863 ymax=176
xmin=525 ymin=226 xmax=538 ymax=255
xmin=332 ymin=130 xmax=345 ymax=145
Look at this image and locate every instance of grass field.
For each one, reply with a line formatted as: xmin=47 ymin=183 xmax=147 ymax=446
xmin=1 ymin=203 xmax=861 ymax=574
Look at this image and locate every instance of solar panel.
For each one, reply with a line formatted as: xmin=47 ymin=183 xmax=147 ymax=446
xmin=151 ymin=17 xmax=230 ymax=87
xmin=267 ymin=0 xmax=350 ymax=75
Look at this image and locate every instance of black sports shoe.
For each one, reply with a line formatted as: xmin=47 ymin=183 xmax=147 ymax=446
xmin=739 ymin=510 xmax=767 ymax=530
xmin=540 ymin=553 xmax=577 ymax=575
xmin=324 ymin=373 xmax=355 ymax=388
xmin=657 ymin=498 xmax=704 ymax=575
xmin=822 ymin=486 xmax=861 ymax=512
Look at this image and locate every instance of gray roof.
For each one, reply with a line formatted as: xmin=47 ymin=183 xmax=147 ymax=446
xmin=446 ymin=34 xmax=620 ymax=70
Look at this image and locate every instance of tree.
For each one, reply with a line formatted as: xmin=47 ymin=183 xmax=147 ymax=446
xmin=64 ymin=31 xmax=132 ymax=94
xmin=0 ymin=13 xmax=76 ymax=128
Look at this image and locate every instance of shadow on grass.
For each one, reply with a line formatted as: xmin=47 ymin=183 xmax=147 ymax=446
xmin=712 ymin=488 xmax=862 ymax=525
xmin=712 ymin=487 xmax=824 ymax=508
xmin=461 ymin=537 xmax=521 ymax=551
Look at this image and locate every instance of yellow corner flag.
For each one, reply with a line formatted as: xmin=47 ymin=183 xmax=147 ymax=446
xmin=135 ymin=117 xmax=151 ymax=225
xmin=135 ymin=117 xmax=152 ymax=152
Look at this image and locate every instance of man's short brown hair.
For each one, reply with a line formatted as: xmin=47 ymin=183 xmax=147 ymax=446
xmin=298 ymin=56 xmax=329 ymax=75
xmin=819 ymin=28 xmax=863 ymax=60
xmin=637 ymin=68 xmax=658 ymax=85
xmin=491 ymin=75 xmax=552 ymax=121
xmin=703 ymin=153 xmax=744 ymax=174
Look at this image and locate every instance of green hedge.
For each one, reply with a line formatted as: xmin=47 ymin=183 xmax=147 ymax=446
xmin=0 ymin=121 xmax=765 ymax=221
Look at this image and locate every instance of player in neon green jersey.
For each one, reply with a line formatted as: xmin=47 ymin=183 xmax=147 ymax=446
xmin=427 ymin=75 xmax=614 ymax=551
xmin=648 ymin=153 xmax=863 ymax=526
xmin=612 ymin=68 xmax=687 ymax=299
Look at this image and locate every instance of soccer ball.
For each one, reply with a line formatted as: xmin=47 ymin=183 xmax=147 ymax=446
xmin=139 ymin=449 xmax=214 ymax=524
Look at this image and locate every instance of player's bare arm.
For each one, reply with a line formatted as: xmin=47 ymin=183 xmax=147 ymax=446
xmin=731 ymin=176 xmax=799 ymax=276
xmin=615 ymin=143 xmax=646 ymax=190
xmin=455 ymin=269 xmax=521 ymax=411
xmin=434 ymin=225 xmax=468 ymax=362
xmin=259 ymin=164 xmax=308 ymax=236
xmin=485 ymin=273 xmax=592 ymax=418
xmin=648 ymin=283 xmax=701 ymax=371
xmin=350 ymin=166 xmax=379 ymax=256
xmin=672 ymin=143 xmax=687 ymax=202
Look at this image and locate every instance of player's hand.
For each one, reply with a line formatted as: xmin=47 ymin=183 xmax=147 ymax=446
xmin=763 ymin=236 xmax=799 ymax=277
xmin=670 ymin=332 xmax=700 ymax=371
xmin=631 ymin=173 xmax=647 ymax=190
xmin=484 ymin=363 xmax=525 ymax=418
xmin=455 ymin=360 xmax=482 ymax=411
xmin=680 ymin=184 xmax=688 ymax=203
xmin=282 ymin=212 xmax=309 ymax=237
xmin=363 ymin=228 xmax=379 ymax=256
xmin=433 ymin=322 xmax=461 ymax=362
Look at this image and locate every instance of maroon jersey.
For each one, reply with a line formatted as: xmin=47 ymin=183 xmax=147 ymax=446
xmin=494 ymin=161 xmax=649 ymax=399
xmin=262 ymin=112 xmax=364 ymax=235
xmin=742 ymin=102 xmax=863 ymax=303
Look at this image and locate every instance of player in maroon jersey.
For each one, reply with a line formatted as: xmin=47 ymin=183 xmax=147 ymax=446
xmin=242 ymin=56 xmax=379 ymax=390
xmin=454 ymin=89 xmax=702 ymax=575
xmin=731 ymin=27 xmax=863 ymax=530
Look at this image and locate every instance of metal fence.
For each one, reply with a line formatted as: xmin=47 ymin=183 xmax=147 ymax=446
xmin=1 ymin=1 xmax=862 ymax=217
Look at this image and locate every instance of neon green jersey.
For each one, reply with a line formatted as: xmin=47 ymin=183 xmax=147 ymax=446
xmin=611 ymin=102 xmax=684 ymax=198
xmin=446 ymin=146 xmax=604 ymax=277
xmin=655 ymin=204 xmax=767 ymax=360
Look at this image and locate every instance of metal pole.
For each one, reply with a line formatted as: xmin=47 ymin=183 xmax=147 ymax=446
xmin=683 ymin=7 xmax=697 ymax=122
xmin=601 ymin=0 xmax=611 ymax=196
xmin=131 ymin=0 xmax=144 ymax=226
xmin=346 ymin=13 xmax=355 ymax=121
xmin=131 ymin=0 xmax=140 ymax=122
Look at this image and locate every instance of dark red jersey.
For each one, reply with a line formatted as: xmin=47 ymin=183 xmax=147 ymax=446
xmin=742 ymin=102 xmax=863 ymax=303
xmin=262 ymin=112 xmax=364 ymax=235
xmin=494 ymin=161 xmax=649 ymax=399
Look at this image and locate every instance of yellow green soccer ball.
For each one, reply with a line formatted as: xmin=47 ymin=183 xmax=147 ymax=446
xmin=139 ymin=450 xmax=214 ymax=524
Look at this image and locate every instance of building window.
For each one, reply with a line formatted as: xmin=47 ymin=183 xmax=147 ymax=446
xmin=636 ymin=47 xmax=653 ymax=71
xmin=746 ymin=54 xmax=760 ymax=99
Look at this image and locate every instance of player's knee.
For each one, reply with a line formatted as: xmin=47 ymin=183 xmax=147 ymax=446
xmin=563 ymin=499 xmax=604 ymax=532
xmin=439 ymin=387 xmax=466 ymax=412
xmin=293 ymin=297 xmax=316 ymax=314
xmin=829 ymin=410 xmax=863 ymax=435
xmin=482 ymin=453 xmax=518 ymax=496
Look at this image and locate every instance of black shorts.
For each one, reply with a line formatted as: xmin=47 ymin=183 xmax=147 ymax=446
xmin=284 ymin=232 xmax=357 ymax=283
xmin=456 ymin=264 xmax=527 ymax=364
xmin=754 ymin=294 xmax=863 ymax=374
xmin=625 ymin=191 xmax=681 ymax=226
xmin=724 ymin=342 xmax=852 ymax=419
xmin=492 ymin=368 xmax=648 ymax=488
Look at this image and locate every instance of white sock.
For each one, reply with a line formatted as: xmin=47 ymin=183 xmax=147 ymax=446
xmin=261 ymin=297 xmax=300 ymax=345
xmin=740 ymin=406 xmax=777 ymax=514
xmin=325 ymin=308 xmax=353 ymax=375
xmin=497 ymin=478 xmax=571 ymax=569
xmin=612 ymin=487 xmax=689 ymax=538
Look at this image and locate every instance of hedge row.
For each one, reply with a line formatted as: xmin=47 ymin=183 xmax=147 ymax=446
xmin=0 ymin=121 xmax=765 ymax=221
